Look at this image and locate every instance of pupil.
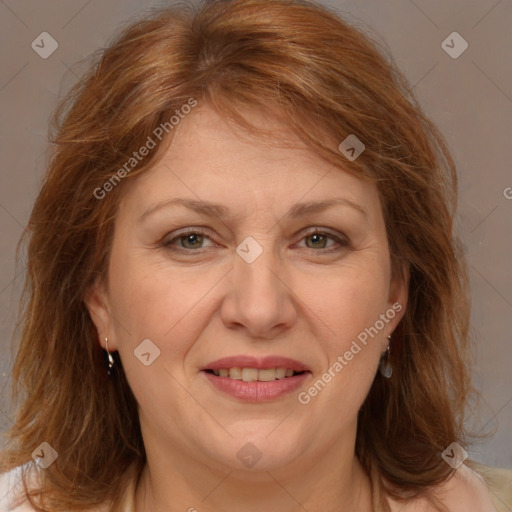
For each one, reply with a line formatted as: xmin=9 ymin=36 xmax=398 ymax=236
xmin=184 ymin=233 xmax=201 ymax=248
xmin=309 ymin=233 xmax=325 ymax=248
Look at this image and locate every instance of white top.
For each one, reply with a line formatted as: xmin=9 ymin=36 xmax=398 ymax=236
xmin=1 ymin=462 xmax=511 ymax=511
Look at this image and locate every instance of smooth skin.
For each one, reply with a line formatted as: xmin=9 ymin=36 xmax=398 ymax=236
xmin=86 ymin=106 xmax=493 ymax=512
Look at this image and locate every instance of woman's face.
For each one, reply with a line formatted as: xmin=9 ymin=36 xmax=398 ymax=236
xmin=87 ymin=105 xmax=407 ymax=476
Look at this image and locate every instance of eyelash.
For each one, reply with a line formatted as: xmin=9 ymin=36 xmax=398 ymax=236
xmin=161 ymin=227 xmax=349 ymax=255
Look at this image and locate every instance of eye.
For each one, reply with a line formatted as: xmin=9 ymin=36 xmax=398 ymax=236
xmin=162 ymin=229 xmax=215 ymax=251
xmin=296 ymin=229 xmax=348 ymax=252
xmin=161 ymin=227 xmax=349 ymax=254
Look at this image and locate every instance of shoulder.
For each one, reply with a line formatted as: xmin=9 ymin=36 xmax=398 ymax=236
xmin=432 ymin=463 xmax=501 ymax=511
xmin=388 ymin=463 xmax=509 ymax=512
xmin=471 ymin=463 xmax=512 ymax=512
xmin=0 ymin=464 xmax=132 ymax=512
xmin=0 ymin=465 xmax=37 ymax=512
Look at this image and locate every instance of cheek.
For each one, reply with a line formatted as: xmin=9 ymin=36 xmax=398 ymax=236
xmin=302 ymin=263 xmax=392 ymax=404
xmin=296 ymin=279 xmax=389 ymax=417
xmin=107 ymin=250 xmax=224 ymax=355
xmin=306 ymin=263 xmax=390 ymax=343
xmin=303 ymin=268 xmax=391 ymax=408
xmin=106 ymin=253 xmax=221 ymax=418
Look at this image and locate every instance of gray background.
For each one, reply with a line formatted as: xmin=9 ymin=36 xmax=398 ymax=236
xmin=0 ymin=0 xmax=511 ymax=468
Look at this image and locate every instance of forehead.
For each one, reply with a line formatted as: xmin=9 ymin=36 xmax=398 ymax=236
xmin=120 ymin=105 xmax=380 ymax=221
xmin=168 ymin=105 xmax=331 ymax=176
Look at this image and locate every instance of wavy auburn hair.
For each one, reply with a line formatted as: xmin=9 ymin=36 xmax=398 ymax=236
xmin=2 ymin=0 xmax=473 ymax=510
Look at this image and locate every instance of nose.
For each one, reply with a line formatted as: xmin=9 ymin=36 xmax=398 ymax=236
xmin=219 ymin=244 xmax=298 ymax=340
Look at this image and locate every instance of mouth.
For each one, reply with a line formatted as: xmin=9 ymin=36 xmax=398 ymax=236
xmin=200 ymin=356 xmax=311 ymax=402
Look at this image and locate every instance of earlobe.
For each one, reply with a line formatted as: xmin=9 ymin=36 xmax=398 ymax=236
xmin=84 ymin=278 xmax=118 ymax=350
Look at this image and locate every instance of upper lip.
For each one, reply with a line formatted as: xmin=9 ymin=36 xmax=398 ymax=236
xmin=202 ymin=356 xmax=310 ymax=372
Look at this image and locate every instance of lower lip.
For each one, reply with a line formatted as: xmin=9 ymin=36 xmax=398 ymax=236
xmin=202 ymin=371 xmax=310 ymax=402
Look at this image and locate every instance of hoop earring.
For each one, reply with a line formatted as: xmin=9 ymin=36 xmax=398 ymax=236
xmin=105 ymin=337 xmax=115 ymax=376
xmin=379 ymin=335 xmax=393 ymax=379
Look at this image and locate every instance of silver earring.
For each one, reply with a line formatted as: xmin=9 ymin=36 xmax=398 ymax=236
xmin=105 ymin=337 xmax=115 ymax=376
xmin=379 ymin=335 xmax=393 ymax=378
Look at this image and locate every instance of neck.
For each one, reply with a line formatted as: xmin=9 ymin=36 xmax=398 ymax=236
xmin=134 ymin=434 xmax=373 ymax=512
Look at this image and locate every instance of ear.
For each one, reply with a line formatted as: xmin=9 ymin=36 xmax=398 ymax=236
xmin=84 ymin=277 xmax=119 ymax=351
xmin=386 ymin=261 xmax=410 ymax=336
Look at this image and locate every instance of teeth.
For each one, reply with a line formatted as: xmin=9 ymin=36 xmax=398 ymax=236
xmin=210 ymin=367 xmax=300 ymax=381
xmin=275 ymin=368 xmax=286 ymax=379
xmin=228 ymin=367 xmax=242 ymax=379
xmin=241 ymin=368 xmax=258 ymax=382
xmin=258 ymin=369 xmax=276 ymax=382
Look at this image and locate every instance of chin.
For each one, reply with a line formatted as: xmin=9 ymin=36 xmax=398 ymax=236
xmin=221 ymin=431 xmax=305 ymax=473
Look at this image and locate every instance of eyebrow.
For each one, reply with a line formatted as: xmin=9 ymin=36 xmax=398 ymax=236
xmin=138 ymin=197 xmax=368 ymax=223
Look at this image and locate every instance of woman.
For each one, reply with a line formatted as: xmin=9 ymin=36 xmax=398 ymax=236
xmin=1 ymin=0 xmax=511 ymax=510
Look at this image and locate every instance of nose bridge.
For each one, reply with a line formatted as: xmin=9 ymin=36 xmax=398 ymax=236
xmin=234 ymin=233 xmax=281 ymax=302
xmin=221 ymin=233 xmax=297 ymax=336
